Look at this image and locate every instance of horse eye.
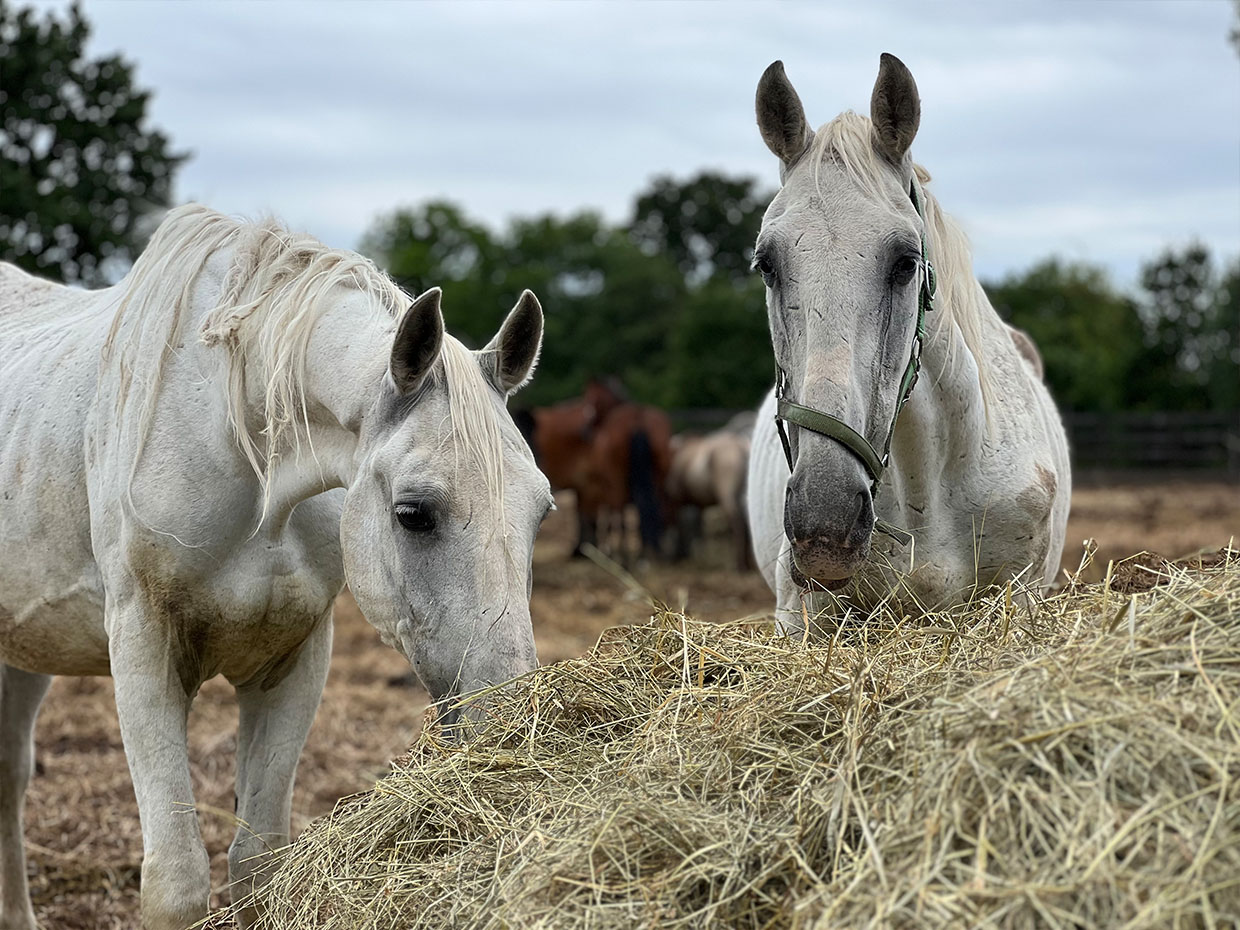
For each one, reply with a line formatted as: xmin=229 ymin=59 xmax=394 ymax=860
xmin=892 ymin=255 xmax=919 ymax=285
xmin=395 ymin=500 xmax=436 ymax=533
xmin=755 ymin=252 xmax=777 ymax=285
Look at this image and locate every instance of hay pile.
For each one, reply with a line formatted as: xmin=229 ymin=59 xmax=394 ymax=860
xmin=220 ymin=552 xmax=1239 ymax=929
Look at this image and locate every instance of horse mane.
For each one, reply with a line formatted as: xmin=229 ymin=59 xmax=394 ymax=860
xmin=106 ymin=203 xmax=509 ymax=529
xmin=807 ymin=111 xmax=997 ymax=413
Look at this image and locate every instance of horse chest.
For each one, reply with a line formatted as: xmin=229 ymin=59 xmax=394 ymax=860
xmin=124 ymin=537 xmax=343 ymax=692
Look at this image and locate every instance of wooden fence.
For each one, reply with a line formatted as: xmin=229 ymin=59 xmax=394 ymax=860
xmin=670 ymin=409 xmax=1240 ymax=474
xmin=1062 ymin=411 xmax=1239 ymax=472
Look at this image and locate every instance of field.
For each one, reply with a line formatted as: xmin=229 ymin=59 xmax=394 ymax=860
xmin=22 ymin=479 xmax=1240 ymax=929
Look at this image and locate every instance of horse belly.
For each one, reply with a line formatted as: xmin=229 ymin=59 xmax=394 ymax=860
xmin=0 ymin=321 xmax=109 ymax=675
xmin=0 ymin=588 xmax=109 ymax=676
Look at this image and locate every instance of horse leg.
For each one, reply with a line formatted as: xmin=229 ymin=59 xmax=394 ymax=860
xmin=573 ymin=491 xmax=599 ymax=558
xmin=109 ymin=616 xmax=209 ymax=930
xmin=723 ymin=499 xmax=753 ymax=572
xmin=229 ymin=611 xmax=332 ymax=928
xmin=736 ymin=511 xmax=755 ymax=572
xmin=673 ymin=505 xmax=701 ymax=562
xmin=0 ymin=665 xmax=51 ymax=930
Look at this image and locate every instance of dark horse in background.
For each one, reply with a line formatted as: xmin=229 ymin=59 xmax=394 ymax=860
xmin=514 ymin=378 xmax=672 ymax=560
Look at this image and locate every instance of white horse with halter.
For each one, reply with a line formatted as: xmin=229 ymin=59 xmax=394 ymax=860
xmin=747 ymin=55 xmax=1071 ymax=629
xmin=0 ymin=205 xmax=551 ymax=929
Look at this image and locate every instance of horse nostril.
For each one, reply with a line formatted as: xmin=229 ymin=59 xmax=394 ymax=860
xmin=847 ymin=491 xmax=866 ymax=537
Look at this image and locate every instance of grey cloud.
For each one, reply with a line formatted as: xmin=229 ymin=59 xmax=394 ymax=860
xmin=27 ymin=0 xmax=1239 ymax=286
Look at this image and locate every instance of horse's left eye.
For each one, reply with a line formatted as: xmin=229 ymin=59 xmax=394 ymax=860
xmin=892 ymin=255 xmax=919 ymax=285
xmin=754 ymin=252 xmax=777 ymax=286
xmin=395 ymin=501 xmax=437 ymax=533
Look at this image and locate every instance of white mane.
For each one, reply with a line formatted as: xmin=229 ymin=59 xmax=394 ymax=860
xmin=807 ymin=112 xmax=997 ymax=411
xmin=105 ymin=204 xmax=510 ymax=525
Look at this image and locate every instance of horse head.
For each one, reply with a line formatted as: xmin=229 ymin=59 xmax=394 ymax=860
xmin=340 ymin=288 xmax=552 ymax=730
xmin=754 ymin=54 xmax=932 ymax=585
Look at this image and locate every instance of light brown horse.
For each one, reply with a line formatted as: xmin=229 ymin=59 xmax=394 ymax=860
xmin=515 ymin=379 xmax=673 ymax=559
xmin=667 ymin=426 xmax=753 ymax=570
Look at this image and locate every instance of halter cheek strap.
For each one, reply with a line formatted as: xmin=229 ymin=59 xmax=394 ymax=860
xmin=774 ymin=178 xmax=937 ymax=541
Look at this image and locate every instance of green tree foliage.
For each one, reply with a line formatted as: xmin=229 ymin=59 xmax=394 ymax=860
xmin=360 ymin=200 xmax=501 ymax=347
xmin=986 ymin=259 xmax=1145 ymax=412
xmin=363 ymin=171 xmax=775 ymax=409
xmin=365 ymin=179 xmax=1236 ymax=416
xmin=362 ymin=203 xmax=692 ymax=406
xmin=0 ymin=1 xmax=185 ymax=284
xmin=1136 ymin=243 xmax=1239 ymax=411
xmin=987 ymin=248 xmax=1239 ymax=414
xmin=663 ymin=275 xmax=771 ymax=408
xmin=630 ymin=171 xmax=770 ymax=285
xmin=505 ymin=212 xmax=688 ymax=404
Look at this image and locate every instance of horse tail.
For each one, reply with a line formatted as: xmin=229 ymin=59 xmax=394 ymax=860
xmin=628 ymin=428 xmax=662 ymax=555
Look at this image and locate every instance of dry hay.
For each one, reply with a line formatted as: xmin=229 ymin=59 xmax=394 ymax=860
xmin=215 ymin=550 xmax=1240 ymax=929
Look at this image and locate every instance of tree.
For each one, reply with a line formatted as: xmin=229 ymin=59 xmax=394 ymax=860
xmin=362 ymin=205 xmax=689 ymax=406
xmin=362 ymin=169 xmax=777 ymax=410
xmin=985 ymin=259 xmax=1145 ymax=413
xmin=359 ymin=200 xmax=503 ymax=347
xmin=499 ymin=212 xmax=688 ymax=405
xmin=1136 ymin=243 xmax=1239 ymax=411
xmin=629 ymin=171 xmax=771 ymax=286
xmin=662 ymin=275 xmax=771 ymax=409
xmin=0 ymin=1 xmax=185 ymax=284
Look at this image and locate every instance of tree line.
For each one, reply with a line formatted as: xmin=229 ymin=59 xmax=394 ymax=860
xmin=361 ymin=191 xmax=1239 ymax=414
xmin=3 ymin=1 xmax=1236 ymax=415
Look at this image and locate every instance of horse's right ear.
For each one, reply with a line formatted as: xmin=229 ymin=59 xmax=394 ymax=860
xmin=389 ymin=287 xmax=444 ymax=395
xmin=756 ymin=61 xmax=813 ymax=170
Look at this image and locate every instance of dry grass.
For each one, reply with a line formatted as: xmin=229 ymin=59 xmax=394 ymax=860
xmin=213 ymin=549 xmax=1240 ymax=930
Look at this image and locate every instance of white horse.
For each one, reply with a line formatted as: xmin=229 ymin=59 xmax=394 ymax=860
xmin=747 ymin=55 xmax=1071 ymax=629
xmin=0 ymin=205 xmax=551 ymax=930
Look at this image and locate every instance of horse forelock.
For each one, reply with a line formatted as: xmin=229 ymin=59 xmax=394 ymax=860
xmin=433 ymin=335 xmax=527 ymax=539
xmin=802 ymin=112 xmax=996 ymax=414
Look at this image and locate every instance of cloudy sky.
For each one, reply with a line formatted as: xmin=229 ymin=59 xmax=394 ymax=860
xmin=34 ymin=0 xmax=1240 ymax=285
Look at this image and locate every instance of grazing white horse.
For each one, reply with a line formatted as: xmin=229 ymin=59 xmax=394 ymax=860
xmin=0 ymin=205 xmax=551 ymax=930
xmin=747 ymin=55 xmax=1071 ymax=629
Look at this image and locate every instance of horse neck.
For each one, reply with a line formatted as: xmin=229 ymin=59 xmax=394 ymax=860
xmin=888 ymin=306 xmax=989 ymax=480
xmin=256 ymin=294 xmax=392 ymax=523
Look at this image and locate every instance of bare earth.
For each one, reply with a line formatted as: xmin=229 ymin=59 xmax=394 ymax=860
xmin=22 ymin=479 xmax=1240 ymax=929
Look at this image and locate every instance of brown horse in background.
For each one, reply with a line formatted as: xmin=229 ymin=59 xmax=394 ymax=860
xmin=514 ymin=378 xmax=673 ymax=560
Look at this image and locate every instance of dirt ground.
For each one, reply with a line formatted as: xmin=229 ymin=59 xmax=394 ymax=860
xmin=22 ymin=478 xmax=1240 ymax=929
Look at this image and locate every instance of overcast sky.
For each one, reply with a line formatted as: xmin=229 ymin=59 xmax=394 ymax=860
xmin=32 ymin=0 xmax=1240 ymax=286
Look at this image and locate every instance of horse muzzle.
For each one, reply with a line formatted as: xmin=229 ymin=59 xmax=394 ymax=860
xmin=784 ymin=474 xmax=874 ymax=584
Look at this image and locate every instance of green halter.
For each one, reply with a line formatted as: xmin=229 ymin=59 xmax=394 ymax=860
xmin=774 ymin=178 xmax=937 ymax=538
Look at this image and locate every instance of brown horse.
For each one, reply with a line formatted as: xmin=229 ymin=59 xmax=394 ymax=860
xmin=515 ymin=379 xmax=672 ymax=559
xmin=667 ymin=425 xmax=753 ymax=570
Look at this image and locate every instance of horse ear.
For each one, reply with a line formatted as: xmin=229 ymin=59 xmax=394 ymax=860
xmin=870 ymin=52 xmax=920 ymax=165
xmin=482 ymin=289 xmax=543 ymax=395
xmin=389 ymin=287 xmax=444 ymax=395
xmin=756 ymin=60 xmax=814 ymax=169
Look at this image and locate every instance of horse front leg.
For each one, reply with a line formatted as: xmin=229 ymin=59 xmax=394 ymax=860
xmin=229 ymin=610 xmax=332 ymax=928
xmin=108 ymin=613 xmax=209 ymax=930
xmin=0 ymin=665 xmax=51 ymax=930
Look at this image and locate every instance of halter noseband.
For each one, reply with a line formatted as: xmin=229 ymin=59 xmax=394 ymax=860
xmin=774 ymin=178 xmax=937 ymax=538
